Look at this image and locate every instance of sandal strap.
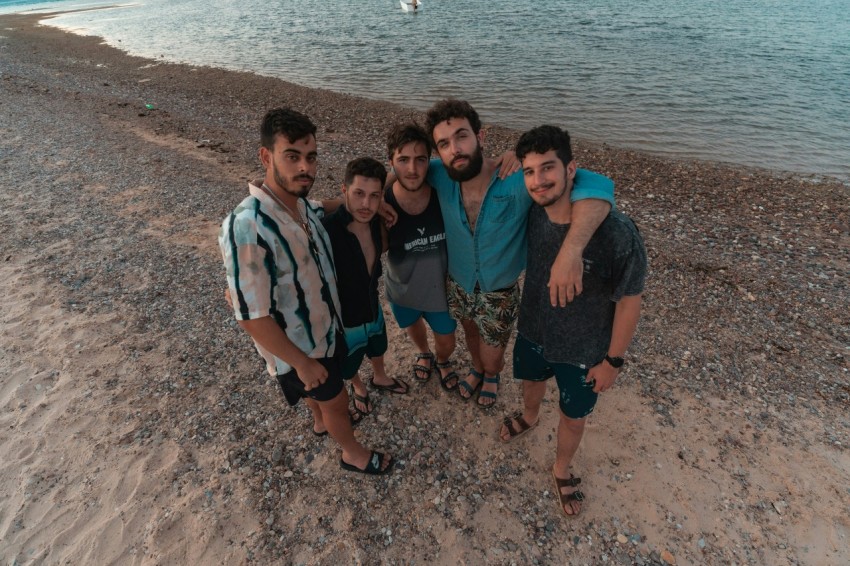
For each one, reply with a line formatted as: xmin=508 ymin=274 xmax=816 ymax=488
xmin=414 ymin=352 xmax=435 ymax=362
xmin=478 ymin=390 xmax=497 ymax=399
xmin=502 ymin=410 xmax=531 ymax=436
xmin=482 ymin=373 xmax=500 ymax=384
xmin=553 ymin=474 xmax=582 ymax=488
xmin=565 ymin=490 xmax=585 ymax=502
xmin=468 ymin=367 xmax=484 ymax=379
xmin=435 ymin=359 xmax=453 ymax=369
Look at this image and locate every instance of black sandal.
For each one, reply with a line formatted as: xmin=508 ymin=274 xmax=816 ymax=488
xmin=412 ymin=352 xmax=435 ymax=382
xmin=351 ymin=389 xmax=372 ymax=417
xmin=340 ymin=451 xmax=394 ymax=475
xmin=458 ymin=368 xmax=483 ymax=401
xmin=435 ymin=359 xmax=459 ymax=391
xmin=477 ymin=373 xmax=500 ymax=409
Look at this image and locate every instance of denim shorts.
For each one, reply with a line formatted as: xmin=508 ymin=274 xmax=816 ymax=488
xmin=512 ymin=334 xmax=599 ymax=419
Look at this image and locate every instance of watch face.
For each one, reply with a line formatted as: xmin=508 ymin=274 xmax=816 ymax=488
xmin=606 ymin=356 xmax=624 ymax=368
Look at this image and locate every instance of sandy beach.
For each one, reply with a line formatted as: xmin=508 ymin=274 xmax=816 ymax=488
xmin=1 ymin=12 xmax=849 ymax=565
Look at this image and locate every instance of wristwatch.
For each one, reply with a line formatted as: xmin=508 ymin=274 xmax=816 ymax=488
xmin=604 ymin=355 xmax=625 ymax=368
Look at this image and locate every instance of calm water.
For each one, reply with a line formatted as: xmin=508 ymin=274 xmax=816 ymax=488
xmin=3 ymin=0 xmax=849 ymax=180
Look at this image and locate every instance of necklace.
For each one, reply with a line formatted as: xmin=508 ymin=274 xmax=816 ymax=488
xmin=259 ymin=183 xmax=320 ymax=256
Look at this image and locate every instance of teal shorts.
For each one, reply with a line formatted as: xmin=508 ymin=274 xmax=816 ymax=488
xmin=512 ymin=334 xmax=599 ymax=419
xmin=341 ymin=310 xmax=388 ymax=379
xmin=389 ymin=302 xmax=457 ymax=335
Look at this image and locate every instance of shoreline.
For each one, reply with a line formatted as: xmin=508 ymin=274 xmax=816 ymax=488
xmin=1 ymin=12 xmax=849 ymax=566
xmin=12 ymin=9 xmax=850 ymax=185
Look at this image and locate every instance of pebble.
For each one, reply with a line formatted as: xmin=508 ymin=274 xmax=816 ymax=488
xmin=660 ymin=550 xmax=676 ymax=564
xmin=617 ymin=534 xmax=628 ymax=544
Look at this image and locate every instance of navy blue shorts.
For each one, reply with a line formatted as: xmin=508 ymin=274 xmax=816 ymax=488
xmin=512 ymin=334 xmax=599 ymax=419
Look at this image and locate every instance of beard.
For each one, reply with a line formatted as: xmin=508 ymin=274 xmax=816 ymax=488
xmin=397 ymin=175 xmax=425 ymax=192
xmin=445 ymin=144 xmax=484 ymax=182
xmin=273 ymin=164 xmax=314 ymax=198
xmin=536 ymin=187 xmax=567 ymax=208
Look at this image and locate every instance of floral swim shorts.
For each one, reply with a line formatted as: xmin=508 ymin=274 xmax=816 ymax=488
xmin=446 ymin=276 xmax=520 ymax=348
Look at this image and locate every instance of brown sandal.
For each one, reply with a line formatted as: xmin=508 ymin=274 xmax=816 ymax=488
xmin=552 ymin=470 xmax=585 ymax=517
xmin=499 ymin=410 xmax=538 ymax=443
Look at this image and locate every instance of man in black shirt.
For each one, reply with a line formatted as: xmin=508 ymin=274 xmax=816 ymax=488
xmin=498 ymin=126 xmax=647 ymax=517
xmin=322 ymin=158 xmax=409 ymax=420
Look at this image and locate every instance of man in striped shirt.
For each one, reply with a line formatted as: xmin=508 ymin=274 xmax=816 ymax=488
xmin=219 ymin=108 xmax=392 ymax=475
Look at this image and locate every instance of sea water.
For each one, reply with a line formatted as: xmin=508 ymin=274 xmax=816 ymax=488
xmin=2 ymin=0 xmax=848 ymax=180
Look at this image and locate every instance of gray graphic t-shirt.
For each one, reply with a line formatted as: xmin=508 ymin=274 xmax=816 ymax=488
xmin=385 ymin=186 xmax=449 ymax=312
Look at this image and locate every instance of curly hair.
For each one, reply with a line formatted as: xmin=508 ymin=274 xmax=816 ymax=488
xmin=515 ymin=125 xmax=573 ymax=166
xmin=260 ymin=107 xmax=317 ymax=149
xmin=424 ymin=99 xmax=482 ymax=138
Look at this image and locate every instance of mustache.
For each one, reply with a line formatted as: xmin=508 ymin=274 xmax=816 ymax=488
xmin=451 ymin=155 xmax=470 ymax=165
xmin=295 ymin=174 xmax=314 ymax=182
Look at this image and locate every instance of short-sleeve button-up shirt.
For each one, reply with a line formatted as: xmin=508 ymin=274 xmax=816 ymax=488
xmin=219 ymin=182 xmax=341 ymax=376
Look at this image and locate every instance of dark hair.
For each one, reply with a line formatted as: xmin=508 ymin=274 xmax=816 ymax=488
xmin=425 ymin=99 xmax=482 ymax=138
xmin=260 ymin=107 xmax=317 ymax=149
xmin=386 ymin=123 xmax=432 ymax=160
xmin=515 ymin=125 xmax=573 ymax=166
xmin=344 ymin=157 xmax=387 ymax=187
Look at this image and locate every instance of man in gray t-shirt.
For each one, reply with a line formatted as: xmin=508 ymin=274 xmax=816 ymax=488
xmin=498 ymin=125 xmax=647 ymax=517
xmin=384 ymin=123 xmax=460 ymax=391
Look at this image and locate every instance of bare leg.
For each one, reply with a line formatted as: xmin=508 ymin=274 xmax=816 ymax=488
xmin=305 ymin=397 xmax=325 ymax=435
xmin=458 ymin=319 xmax=485 ymax=397
xmin=369 ymin=355 xmax=392 ymax=386
xmin=553 ymin=414 xmax=587 ymax=515
xmin=405 ymin=317 xmax=430 ymax=353
xmin=499 ymin=380 xmax=547 ymax=440
xmin=434 ymin=330 xmax=457 ymax=387
xmin=319 ymin=389 xmax=391 ymax=471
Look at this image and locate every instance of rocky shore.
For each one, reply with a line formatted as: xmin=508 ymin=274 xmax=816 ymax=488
xmin=1 ymin=12 xmax=848 ymax=566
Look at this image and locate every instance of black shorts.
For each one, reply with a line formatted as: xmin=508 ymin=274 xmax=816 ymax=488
xmin=276 ymin=354 xmax=345 ymax=407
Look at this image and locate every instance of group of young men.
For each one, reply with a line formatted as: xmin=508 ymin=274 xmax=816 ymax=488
xmin=219 ymin=99 xmax=647 ymax=516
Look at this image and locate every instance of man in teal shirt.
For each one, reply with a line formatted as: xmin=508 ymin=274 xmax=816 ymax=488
xmin=423 ymin=99 xmax=615 ymax=408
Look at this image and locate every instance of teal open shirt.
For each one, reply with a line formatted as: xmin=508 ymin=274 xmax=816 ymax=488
xmin=426 ymin=159 xmax=616 ymax=293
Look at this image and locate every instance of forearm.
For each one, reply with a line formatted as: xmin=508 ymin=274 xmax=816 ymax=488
xmin=238 ymin=316 xmax=311 ymax=369
xmin=608 ymin=295 xmax=642 ymax=356
xmin=560 ymin=199 xmax=611 ymax=254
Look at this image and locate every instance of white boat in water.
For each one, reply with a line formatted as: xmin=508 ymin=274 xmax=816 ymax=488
xmin=400 ymin=0 xmax=423 ymax=12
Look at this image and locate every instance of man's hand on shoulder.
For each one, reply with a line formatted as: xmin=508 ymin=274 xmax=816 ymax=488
xmin=378 ymin=200 xmax=398 ymax=228
xmin=495 ymin=150 xmax=520 ymax=179
xmin=548 ymin=246 xmax=583 ymax=306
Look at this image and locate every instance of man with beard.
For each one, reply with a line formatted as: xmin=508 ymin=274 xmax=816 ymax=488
xmin=500 ymin=125 xmax=646 ymax=516
xmin=322 ymin=157 xmax=409 ymax=421
xmin=423 ymin=99 xmax=616 ymax=408
xmin=219 ymin=108 xmax=392 ymax=475
xmin=383 ymin=123 xmax=460 ymax=392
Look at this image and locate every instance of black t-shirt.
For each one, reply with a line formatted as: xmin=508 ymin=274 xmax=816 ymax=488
xmin=517 ymin=206 xmax=647 ymax=366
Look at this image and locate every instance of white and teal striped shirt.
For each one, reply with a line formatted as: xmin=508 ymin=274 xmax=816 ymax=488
xmin=219 ymin=182 xmax=341 ymax=376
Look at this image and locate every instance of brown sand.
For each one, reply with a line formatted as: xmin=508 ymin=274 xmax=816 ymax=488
xmin=1 ymin=12 xmax=848 ymax=566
